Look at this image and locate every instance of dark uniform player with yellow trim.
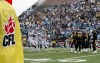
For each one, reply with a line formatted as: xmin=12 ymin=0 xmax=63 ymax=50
xmin=84 ymin=33 xmax=91 ymax=52
xmin=81 ymin=32 xmax=86 ymax=52
xmin=92 ymin=30 xmax=97 ymax=54
xmin=74 ymin=33 xmax=82 ymax=53
xmin=70 ymin=32 xmax=76 ymax=53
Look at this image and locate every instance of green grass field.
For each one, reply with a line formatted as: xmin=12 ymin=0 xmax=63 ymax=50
xmin=24 ymin=48 xmax=100 ymax=63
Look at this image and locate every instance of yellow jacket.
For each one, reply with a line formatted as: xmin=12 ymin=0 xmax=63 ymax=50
xmin=0 ymin=0 xmax=24 ymax=63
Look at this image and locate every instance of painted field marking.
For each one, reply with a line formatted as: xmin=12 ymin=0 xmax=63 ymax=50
xmin=30 ymin=62 xmax=40 ymax=63
xmin=25 ymin=51 xmax=68 ymax=55
xmin=57 ymin=54 xmax=100 ymax=62
xmin=25 ymin=58 xmax=86 ymax=63
xmin=25 ymin=58 xmax=50 ymax=63
xmin=70 ymin=54 xmax=100 ymax=59
xmin=24 ymin=54 xmax=100 ymax=63
xmin=58 ymin=59 xmax=87 ymax=62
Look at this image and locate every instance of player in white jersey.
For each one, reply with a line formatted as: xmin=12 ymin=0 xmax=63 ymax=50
xmin=28 ymin=31 xmax=37 ymax=52
xmin=41 ymin=35 xmax=48 ymax=51
xmin=35 ymin=33 xmax=42 ymax=51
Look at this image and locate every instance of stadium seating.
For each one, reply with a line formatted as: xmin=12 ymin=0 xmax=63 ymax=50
xmin=19 ymin=0 xmax=100 ymax=47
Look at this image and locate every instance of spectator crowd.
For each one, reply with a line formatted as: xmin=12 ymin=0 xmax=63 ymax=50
xmin=19 ymin=0 xmax=100 ymax=47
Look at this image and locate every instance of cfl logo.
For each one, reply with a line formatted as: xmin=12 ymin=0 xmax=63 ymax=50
xmin=2 ymin=16 xmax=15 ymax=47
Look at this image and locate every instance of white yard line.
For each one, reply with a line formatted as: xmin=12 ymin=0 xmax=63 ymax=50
xmin=25 ymin=52 xmax=100 ymax=59
xmin=24 ymin=51 xmax=67 ymax=55
xmin=24 ymin=54 xmax=100 ymax=63
xmin=70 ymin=54 xmax=100 ymax=59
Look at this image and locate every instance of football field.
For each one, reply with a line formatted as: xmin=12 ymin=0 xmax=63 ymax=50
xmin=24 ymin=48 xmax=100 ymax=63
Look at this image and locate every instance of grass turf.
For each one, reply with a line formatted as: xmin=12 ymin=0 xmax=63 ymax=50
xmin=24 ymin=48 xmax=100 ymax=63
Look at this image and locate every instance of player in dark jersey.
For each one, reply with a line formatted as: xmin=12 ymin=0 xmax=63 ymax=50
xmin=81 ymin=32 xmax=86 ymax=52
xmin=74 ymin=32 xmax=82 ymax=53
xmin=92 ymin=30 xmax=97 ymax=54
xmin=74 ymin=32 xmax=78 ymax=53
xmin=85 ymin=33 xmax=91 ymax=52
xmin=70 ymin=32 xmax=76 ymax=53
